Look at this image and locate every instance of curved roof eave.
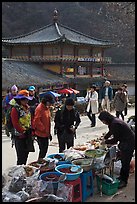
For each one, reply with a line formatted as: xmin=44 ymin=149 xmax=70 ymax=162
xmin=58 ymin=23 xmax=114 ymax=45
xmin=62 ymin=38 xmax=114 ymax=47
xmin=2 ymin=38 xmax=63 ymax=45
xmin=2 ymin=22 xmax=114 ymax=47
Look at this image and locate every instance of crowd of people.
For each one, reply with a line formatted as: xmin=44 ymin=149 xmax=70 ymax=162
xmin=2 ymin=81 xmax=135 ymax=189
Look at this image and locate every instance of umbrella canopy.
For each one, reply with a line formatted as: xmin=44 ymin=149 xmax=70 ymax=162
xmin=69 ymin=88 xmax=80 ymax=94
xmin=58 ymin=88 xmax=73 ymax=94
xmin=39 ymin=91 xmax=61 ymax=98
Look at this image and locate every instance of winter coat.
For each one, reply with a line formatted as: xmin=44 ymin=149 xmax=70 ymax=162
xmin=54 ymin=105 xmax=81 ymax=135
xmin=11 ymin=104 xmax=31 ymax=139
xmin=113 ymin=92 xmax=126 ymax=111
xmin=85 ymin=91 xmax=99 ymax=114
xmin=104 ymin=117 xmax=135 ymax=152
xmin=100 ymin=86 xmax=113 ymax=101
xmin=33 ymin=103 xmax=51 ymax=137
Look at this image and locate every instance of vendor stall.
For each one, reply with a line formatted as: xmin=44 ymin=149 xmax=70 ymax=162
xmin=3 ymin=136 xmax=131 ymax=202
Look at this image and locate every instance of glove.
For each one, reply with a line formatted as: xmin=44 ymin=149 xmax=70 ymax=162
xmin=49 ymin=134 xmax=52 ymax=141
xmin=69 ymin=126 xmax=76 ymax=133
xmin=24 ymin=128 xmax=32 ymax=136
xmin=100 ymin=138 xmax=106 ymax=145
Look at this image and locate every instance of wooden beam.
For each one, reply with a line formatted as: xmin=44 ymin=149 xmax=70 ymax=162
xmin=101 ymin=48 xmax=104 ymax=76
xmin=10 ymin=46 xmax=12 ymax=58
xmin=90 ymin=47 xmax=93 ymax=77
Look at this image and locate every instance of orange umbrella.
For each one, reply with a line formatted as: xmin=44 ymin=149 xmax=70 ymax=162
xmin=69 ymin=88 xmax=80 ymax=94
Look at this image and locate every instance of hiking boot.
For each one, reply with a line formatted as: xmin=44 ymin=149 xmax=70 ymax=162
xmin=118 ymin=180 xmax=127 ymax=189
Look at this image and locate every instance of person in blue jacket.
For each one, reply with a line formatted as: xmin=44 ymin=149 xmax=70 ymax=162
xmin=100 ymin=80 xmax=113 ymax=112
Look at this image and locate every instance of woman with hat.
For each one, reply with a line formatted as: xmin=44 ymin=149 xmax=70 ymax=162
xmin=3 ymin=85 xmax=18 ymax=137
xmin=11 ymin=90 xmax=34 ymax=165
xmin=28 ymin=85 xmax=39 ymax=119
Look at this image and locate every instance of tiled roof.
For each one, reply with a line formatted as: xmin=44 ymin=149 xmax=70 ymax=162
xmin=2 ymin=22 xmax=114 ymax=47
xmin=2 ymin=59 xmax=68 ymax=90
xmin=104 ymin=64 xmax=135 ymax=81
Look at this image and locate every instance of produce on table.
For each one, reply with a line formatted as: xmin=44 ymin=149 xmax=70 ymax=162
xmin=85 ymin=149 xmax=106 ymax=158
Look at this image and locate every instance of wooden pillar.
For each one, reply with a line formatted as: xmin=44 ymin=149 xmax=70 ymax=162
xmin=90 ymin=63 xmax=93 ymax=77
xmin=90 ymin=47 xmax=93 ymax=77
xmin=60 ymin=44 xmax=63 ymax=75
xmin=10 ymin=46 xmax=12 ymax=58
xmin=73 ymin=46 xmax=77 ymax=77
xmin=41 ymin=44 xmax=43 ymax=59
xmin=28 ymin=45 xmax=31 ymax=60
xmin=101 ymin=48 xmax=104 ymax=76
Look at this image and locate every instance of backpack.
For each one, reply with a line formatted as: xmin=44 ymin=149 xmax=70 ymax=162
xmin=2 ymin=94 xmax=13 ymax=112
xmin=5 ymin=105 xmax=20 ymax=132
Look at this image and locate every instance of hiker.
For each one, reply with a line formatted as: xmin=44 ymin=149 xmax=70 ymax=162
xmin=28 ymin=85 xmax=39 ymax=120
xmin=33 ymin=94 xmax=55 ymax=160
xmin=100 ymin=80 xmax=113 ymax=112
xmin=54 ymin=97 xmax=81 ymax=153
xmin=113 ymin=87 xmax=127 ymax=120
xmin=11 ymin=90 xmax=34 ymax=165
xmin=98 ymin=111 xmax=135 ymax=189
xmin=122 ymin=84 xmax=129 ymax=116
xmin=85 ymin=84 xmax=99 ymax=127
xmin=3 ymin=85 xmax=18 ymax=137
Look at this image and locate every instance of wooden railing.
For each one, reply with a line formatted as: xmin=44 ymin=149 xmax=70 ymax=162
xmin=9 ymin=55 xmax=112 ymax=63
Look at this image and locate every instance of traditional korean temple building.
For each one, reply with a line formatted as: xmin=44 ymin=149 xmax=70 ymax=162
xmin=2 ymin=9 xmax=114 ymax=90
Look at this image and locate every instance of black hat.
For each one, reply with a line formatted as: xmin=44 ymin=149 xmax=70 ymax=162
xmin=65 ymin=97 xmax=75 ymax=106
xmin=90 ymin=84 xmax=96 ymax=90
xmin=42 ymin=94 xmax=55 ymax=104
xmin=98 ymin=111 xmax=114 ymax=124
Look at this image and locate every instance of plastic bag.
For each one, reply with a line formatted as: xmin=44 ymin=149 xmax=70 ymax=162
xmin=2 ymin=190 xmax=22 ymax=202
xmin=8 ymin=175 xmax=27 ymax=193
xmin=56 ymin=182 xmax=73 ymax=202
xmin=114 ymin=160 xmax=122 ymax=175
xmin=16 ymin=190 xmax=30 ymax=202
xmin=25 ymin=194 xmax=65 ymax=202
xmin=7 ymin=165 xmax=26 ymax=178
xmin=25 ymin=176 xmax=43 ymax=197
xmin=2 ymin=174 xmax=7 ymax=188
xmin=38 ymin=194 xmax=65 ymax=202
xmin=39 ymin=180 xmax=54 ymax=196
xmin=64 ymin=147 xmax=85 ymax=161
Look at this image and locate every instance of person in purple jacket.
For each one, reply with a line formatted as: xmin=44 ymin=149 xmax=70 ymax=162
xmin=3 ymin=85 xmax=18 ymax=137
xmin=98 ymin=111 xmax=135 ymax=189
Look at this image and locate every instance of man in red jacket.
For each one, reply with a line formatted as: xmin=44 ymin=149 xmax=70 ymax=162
xmin=33 ymin=94 xmax=55 ymax=160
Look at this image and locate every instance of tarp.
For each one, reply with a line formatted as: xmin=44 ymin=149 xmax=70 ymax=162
xmin=39 ymin=91 xmax=61 ymax=98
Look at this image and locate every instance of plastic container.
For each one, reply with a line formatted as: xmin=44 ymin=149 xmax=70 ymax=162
xmin=55 ymin=164 xmax=83 ymax=181
xmin=47 ymin=153 xmax=71 ymax=165
xmin=96 ymin=175 xmax=120 ymax=195
xmin=72 ymin=158 xmax=93 ymax=172
xmin=39 ymin=171 xmax=65 ymax=189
